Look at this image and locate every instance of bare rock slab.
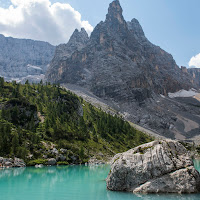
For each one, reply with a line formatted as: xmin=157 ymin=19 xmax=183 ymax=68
xmin=106 ymin=140 xmax=200 ymax=193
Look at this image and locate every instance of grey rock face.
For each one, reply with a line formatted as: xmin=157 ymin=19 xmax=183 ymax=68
xmin=106 ymin=140 xmax=200 ymax=193
xmin=56 ymin=154 xmax=66 ymax=161
xmin=51 ymin=148 xmax=59 ymax=155
xmin=0 ymin=34 xmax=55 ymax=82
xmin=14 ymin=158 xmax=26 ymax=167
xmin=47 ymin=158 xmax=57 ymax=165
xmin=47 ymin=0 xmax=195 ymax=101
xmin=60 ymin=148 xmax=68 ymax=154
xmin=0 ymin=157 xmax=26 ymax=168
xmin=46 ymin=28 xmax=89 ymax=81
xmin=127 ymin=18 xmax=146 ymax=40
xmin=188 ymin=68 xmax=200 ymax=87
xmin=46 ymin=0 xmax=200 ymax=141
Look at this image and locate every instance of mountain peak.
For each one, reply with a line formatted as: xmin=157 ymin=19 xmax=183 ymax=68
xmin=106 ymin=0 xmax=124 ymax=24
xmin=127 ymin=18 xmax=145 ymax=38
xmin=80 ymin=28 xmax=89 ymax=38
xmin=68 ymin=28 xmax=89 ymax=45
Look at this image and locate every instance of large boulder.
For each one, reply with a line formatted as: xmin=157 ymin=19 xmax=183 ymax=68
xmin=4 ymin=161 xmax=13 ymax=168
xmin=47 ymin=158 xmax=57 ymax=166
xmin=106 ymin=140 xmax=200 ymax=193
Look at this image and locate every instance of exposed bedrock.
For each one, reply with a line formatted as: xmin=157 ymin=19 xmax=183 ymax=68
xmin=106 ymin=140 xmax=200 ymax=193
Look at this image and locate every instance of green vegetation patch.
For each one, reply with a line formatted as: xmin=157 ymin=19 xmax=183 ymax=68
xmin=0 ymin=77 xmax=153 ymax=164
xmin=57 ymin=161 xmax=69 ymax=165
xmin=137 ymin=146 xmax=153 ymax=154
xmin=27 ymin=159 xmax=48 ymax=166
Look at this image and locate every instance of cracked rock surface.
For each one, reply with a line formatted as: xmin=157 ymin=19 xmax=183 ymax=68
xmin=106 ymin=140 xmax=200 ymax=193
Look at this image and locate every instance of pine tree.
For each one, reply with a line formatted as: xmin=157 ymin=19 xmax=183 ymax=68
xmin=0 ymin=77 xmax=4 ymax=89
xmin=12 ymin=131 xmax=19 ymax=155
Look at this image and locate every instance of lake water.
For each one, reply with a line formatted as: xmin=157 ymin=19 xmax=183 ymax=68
xmin=0 ymin=161 xmax=200 ymax=200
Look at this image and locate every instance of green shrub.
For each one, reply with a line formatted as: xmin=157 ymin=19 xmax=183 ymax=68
xmin=27 ymin=159 xmax=47 ymax=166
xmin=57 ymin=161 xmax=69 ymax=165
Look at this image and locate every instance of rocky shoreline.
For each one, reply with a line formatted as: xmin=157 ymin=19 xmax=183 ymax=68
xmin=0 ymin=155 xmax=111 ymax=169
xmin=0 ymin=157 xmax=26 ymax=168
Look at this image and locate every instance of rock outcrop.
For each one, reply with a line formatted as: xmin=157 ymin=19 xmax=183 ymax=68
xmin=47 ymin=0 xmax=195 ymax=100
xmin=46 ymin=0 xmax=200 ymax=141
xmin=47 ymin=158 xmax=57 ymax=165
xmin=188 ymin=68 xmax=200 ymax=87
xmin=0 ymin=157 xmax=26 ymax=168
xmin=0 ymin=34 xmax=55 ymax=82
xmin=46 ymin=28 xmax=89 ymax=82
xmin=106 ymin=140 xmax=200 ymax=193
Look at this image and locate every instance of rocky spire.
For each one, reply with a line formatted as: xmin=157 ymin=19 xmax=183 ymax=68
xmin=48 ymin=28 xmax=89 ymax=68
xmin=127 ymin=18 xmax=145 ymax=37
xmin=68 ymin=28 xmax=89 ymax=45
xmin=106 ymin=0 xmax=125 ymax=25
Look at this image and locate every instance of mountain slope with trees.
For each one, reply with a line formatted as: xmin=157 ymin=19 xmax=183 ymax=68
xmin=0 ymin=77 xmax=152 ymax=165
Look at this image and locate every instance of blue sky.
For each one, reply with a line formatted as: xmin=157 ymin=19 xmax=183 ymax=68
xmin=0 ymin=0 xmax=199 ymax=68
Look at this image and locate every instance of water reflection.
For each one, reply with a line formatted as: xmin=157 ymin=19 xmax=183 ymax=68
xmin=194 ymin=159 xmax=200 ymax=169
xmin=0 ymin=167 xmax=25 ymax=178
xmin=107 ymin=192 xmax=200 ymax=200
xmin=0 ymin=164 xmax=199 ymax=200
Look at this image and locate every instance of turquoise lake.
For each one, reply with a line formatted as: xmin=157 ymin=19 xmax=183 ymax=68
xmin=0 ymin=160 xmax=200 ymax=200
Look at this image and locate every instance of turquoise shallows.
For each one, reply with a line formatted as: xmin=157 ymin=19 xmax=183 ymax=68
xmin=0 ymin=162 xmax=200 ymax=200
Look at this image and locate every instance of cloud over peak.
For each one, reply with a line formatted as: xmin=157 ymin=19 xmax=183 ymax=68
xmin=189 ymin=53 xmax=200 ymax=68
xmin=0 ymin=0 xmax=93 ymax=45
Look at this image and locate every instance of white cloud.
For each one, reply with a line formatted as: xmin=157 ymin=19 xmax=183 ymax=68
xmin=0 ymin=0 xmax=93 ymax=45
xmin=189 ymin=53 xmax=200 ymax=68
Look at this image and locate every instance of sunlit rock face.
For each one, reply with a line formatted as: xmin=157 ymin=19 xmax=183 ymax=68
xmin=107 ymin=140 xmax=200 ymax=193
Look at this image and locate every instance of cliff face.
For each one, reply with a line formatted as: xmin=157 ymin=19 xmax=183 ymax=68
xmin=46 ymin=0 xmax=200 ymax=140
xmin=0 ymin=34 xmax=55 ymax=82
xmin=188 ymin=68 xmax=200 ymax=87
xmin=46 ymin=0 xmax=195 ymax=102
xmin=46 ymin=28 xmax=89 ymax=83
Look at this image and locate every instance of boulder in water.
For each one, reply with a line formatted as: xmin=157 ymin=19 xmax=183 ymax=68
xmin=106 ymin=140 xmax=200 ymax=193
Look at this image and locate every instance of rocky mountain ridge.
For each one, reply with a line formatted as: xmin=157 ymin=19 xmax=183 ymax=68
xmin=47 ymin=0 xmax=196 ymax=100
xmin=0 ymin=34 xmax=55 ymax=82
xmin=182 ymin=66 xmax=200 ymax=87
xmin=45 ymin=0 xmax=200 ymax=141
xmin=46 ymin=28 xmax=89 ymax=81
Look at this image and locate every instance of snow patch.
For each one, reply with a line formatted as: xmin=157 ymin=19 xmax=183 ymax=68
xmin=27 ymin=64 xmax=42 ymax=71
xmin=160 ymin=94 xmax=166 ymax=98
xmin=168 ymin=89 xmax=197 ymax=98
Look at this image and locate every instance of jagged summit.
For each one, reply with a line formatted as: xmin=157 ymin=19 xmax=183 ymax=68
xmin=105 ymin=0 xmax=127 ymax=33
xmin=127 ymin=18 xmax=145 ymax=38
xmin=46 ymin=28 xmax=89 ymax=80
xmin=68 ymin=28 xmax=89 ymax=46
xmin=47 ymin=0 xmax=194 ymax=97
xmin=46 ymin=0 xmax=200 ymax=140
xmin=106 ymin=0 xmax=123 ymax=22
xmin=90 ymin=0 xmax=128 ymax=45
